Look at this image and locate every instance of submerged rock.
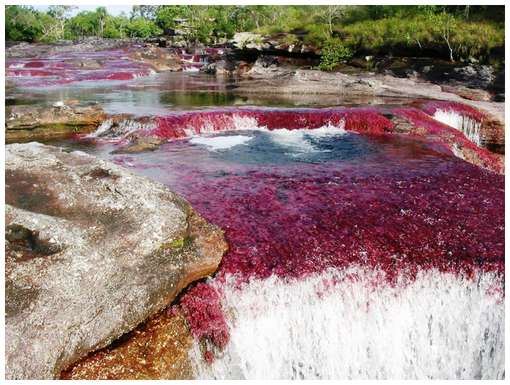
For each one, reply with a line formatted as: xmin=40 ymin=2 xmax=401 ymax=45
xmin=112 ymin=135 xmax=166 ymax=154
xmin=5 ymin=143 xmax=227 ymax=379
xmin=6 ymin=103 xmax=106 ymax=142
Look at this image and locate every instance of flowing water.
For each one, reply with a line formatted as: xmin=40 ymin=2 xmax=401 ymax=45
xmin=52 ymin=124 xmax=504 ymax=379
xmin=7 ymin=48 xmax=505 ymax=379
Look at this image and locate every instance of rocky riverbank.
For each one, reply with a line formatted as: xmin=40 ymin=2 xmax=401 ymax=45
xmin=5 ymin=143 xmax=227 ymax=379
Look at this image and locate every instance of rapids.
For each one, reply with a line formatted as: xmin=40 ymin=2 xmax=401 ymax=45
xmin=55 ymin=121 xmax=504 ymax=379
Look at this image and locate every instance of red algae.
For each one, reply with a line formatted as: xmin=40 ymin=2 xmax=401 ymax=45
xmin=5 ymin=49 xmax=153 ymax=87
xmin=178 ymin=283 xmax=229 ymax=357
xmin=153 ymin=108 xmax=393 ymax=139
xmin=392 ymin=107 xmax=503 ymax=173
xmin=112 ymin=107 xmax=504 ymax=284
xmin=80 ymin=106 xmax=504 ymax=361
xmin=419 ymin=100 xmax=485 ymax=122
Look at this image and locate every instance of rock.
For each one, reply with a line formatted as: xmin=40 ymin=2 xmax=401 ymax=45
xmin=91 ymin=115 xmax=156 ymax=140
xmin=63 ymin=59 xmax=103 ymax=69
xmin=452 ymin=64 xmax=495 ymax=89
xmin=6 ymin=38 xmax=142 ymax=59
xmin=254 ymin=55 xmax=279 ymax=68
xmin=232 ymin=32 xmax=268 ymax=50
xmin=61 ymin=310 xmax=193 ymax=380
xmin=203 ymin=59 xmax=236 ymax=76
xmin=440 ymin=85 xmax=492 ymax=102
xmin=244 ymin=55 xmax=293 ymax=78
xmin=6 ymin=103 xmax=107 ymax=142
xmin=129 ymin=46 xmax=181 ymax=72
xmin=5 ymin=143 xmax=227 ymax=379
xmin=112 ymin=136 xmax=166 ymax=154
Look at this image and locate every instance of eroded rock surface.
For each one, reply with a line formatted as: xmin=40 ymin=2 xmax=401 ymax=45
xmin=61 ymin=310 xmax=193 ymax=380
xmin=129 ymin=46 xmax=182 ymax=72
xmin=6 ymin=103 xmax=106 ymax=142
xmin=5 ymin=143 xmax=227 ymax=379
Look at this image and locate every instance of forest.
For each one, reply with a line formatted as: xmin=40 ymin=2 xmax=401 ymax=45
xmin=5 ymin=5 xmax=505 ymax=63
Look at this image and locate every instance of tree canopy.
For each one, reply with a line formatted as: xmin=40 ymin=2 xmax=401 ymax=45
xmin=5 ymin=5 xmax=504 ymax=63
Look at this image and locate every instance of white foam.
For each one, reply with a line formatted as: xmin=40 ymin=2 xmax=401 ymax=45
xmin=433 ymin=110 xmax=482 ymax=146
xmin=183 ymin=66 xmax=201 ymax=72
xmin=269 ymin=123 xmax=346 ymax=153
xmin=88 ymin=119 xmax=155 ymax=139
xmin=190 ymin=135 xmax=253 ymax=150
xmin=190 ymin=268 xmax=504 ymax=379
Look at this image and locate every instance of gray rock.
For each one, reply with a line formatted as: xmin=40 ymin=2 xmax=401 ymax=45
xmin=5 ymin=143 xmax=226 ymax=379
xmin=245 ymin=56 xmax=293 ymax=78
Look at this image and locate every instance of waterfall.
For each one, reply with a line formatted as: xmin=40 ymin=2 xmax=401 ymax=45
xmin=189 ymin=268 xmax=504 ymax=379
xmin=432 ymin=109 xmax=482 ymax=146
xmin=88 ymin=118 xmax=156 ymax=139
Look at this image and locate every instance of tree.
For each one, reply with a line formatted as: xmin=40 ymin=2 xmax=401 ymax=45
xmin=126 ymin=17 xmax=162 ymax=38
xmin=47 ymin=5 xmax=76 ymax=40
xmin=131 ymin=5 xmax=159 ymax=20
xmin=316 ymin=5 xmax=346 ymax=38
xmin=5 ymin=6 xmax=43 ymax=42
xmin=96 ymin=7 xmax=107 ymax=37
xmin=431 ymin=11 xmax=457 ymax=61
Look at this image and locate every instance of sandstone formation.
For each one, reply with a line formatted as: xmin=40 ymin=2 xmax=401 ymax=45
xmin=5 ymin=143 xmax=227 ymax=379
xmin=6 ymin=103 xmax=106 ymax=142
xmin=61 ymin=310 xmax=193 ymax=380
xmin=129 ymin=45 xmax=182 ymax=72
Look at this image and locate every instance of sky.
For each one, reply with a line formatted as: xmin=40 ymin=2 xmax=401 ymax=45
xmin=33 ymin=5 xmax=133 ymax=16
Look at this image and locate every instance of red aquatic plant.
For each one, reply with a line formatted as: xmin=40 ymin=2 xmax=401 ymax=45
xmin=153 ymin=108 xmax=394 ymax=139
xmin=5 ymin=49 xmax=154 ymax=87
xmin=179 ymin=283 xmax=229 ymax=351
xmin=419 ymin=100 xmax=485 ymax=122
xmin=392 ymin=107 xmax=503 ymax=173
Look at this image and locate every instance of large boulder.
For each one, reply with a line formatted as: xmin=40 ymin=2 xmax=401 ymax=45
xmin=6 ymin=103 xmax=106 ymax=142
xmin=232 ymin=32 xmax=268 ymax=50
xmin=129 ymin=46 xmax=181 ymax=72
xmin=5 ymin=143 xmax=227 ymax=379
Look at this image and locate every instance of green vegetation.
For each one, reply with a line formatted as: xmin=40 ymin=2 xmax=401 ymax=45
xmin=6 ymin=5 xmax=504 ymax=63
xmin=317 ymin=39 xmax=353 ymax=71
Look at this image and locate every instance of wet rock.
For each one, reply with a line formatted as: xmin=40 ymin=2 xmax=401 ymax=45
xmin=453 ymin=64 xmax=495 ymax=89
xmin=6 ymin=103 xmax=106 ymax=142
xmin=112 ymin=136 xmax=166 ymax=154
xmin=91 ymin=115 xmax=156 ymax=140
xmin=6 ymin=38 xmax=142 ymax=59
xmin=5 ymin=143 xmax=227 ymax=379
xmin=244 ymin=56 xmax=294 ymax=79
xmin=203 ymin=59 xmax=236 ymax=76
xmin=63 ymin=59 xmax=103 ymax=69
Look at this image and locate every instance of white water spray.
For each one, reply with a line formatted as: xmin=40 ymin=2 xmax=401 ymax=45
xmin=433 ymin=110 xmax=482 ymax=146
xmin=268 ymin=123 xmax=347 ymax=154
xmin=190 ymin=135 xmax=254 ymax=150
xmin=88 ymin=119 xmax=156 ymax=139
xmin=190 ymin=268 xmax=504 ymax=379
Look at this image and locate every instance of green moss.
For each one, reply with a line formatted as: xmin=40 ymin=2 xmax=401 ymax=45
xmin=167 ymin=238 xmax=185 ymax=250
xmin=161 ymin=236 xmax=195 ymax=252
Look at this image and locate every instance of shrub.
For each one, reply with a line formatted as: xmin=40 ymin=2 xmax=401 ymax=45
xmin=317 ymin=38 xmax=353 ymax=71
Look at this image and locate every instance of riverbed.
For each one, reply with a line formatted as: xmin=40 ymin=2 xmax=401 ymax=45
xmin=5 ymin=46 xmax=505 ymax=380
